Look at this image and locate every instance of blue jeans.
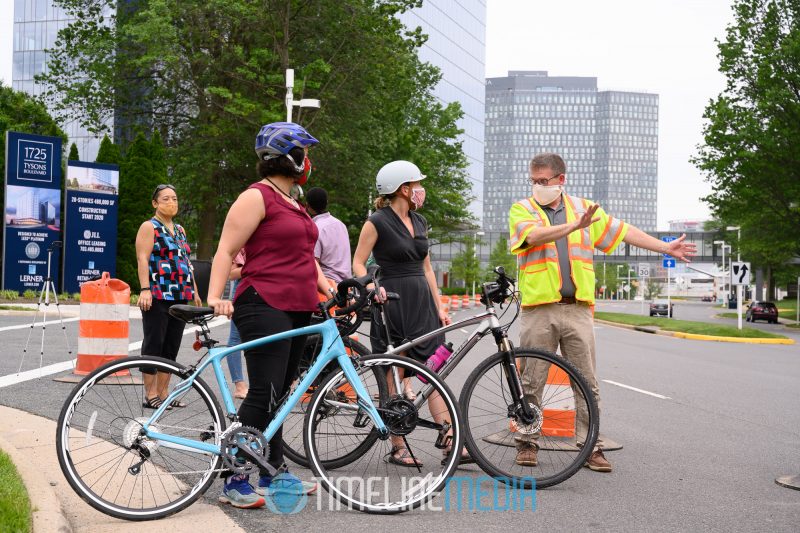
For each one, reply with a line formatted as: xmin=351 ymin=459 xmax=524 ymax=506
xmin=226 ymin=280 xmax=246 ymax=384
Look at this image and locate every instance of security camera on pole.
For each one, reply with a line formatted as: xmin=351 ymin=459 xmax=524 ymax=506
xmin=285 ymin=69 xmax=321 ymax=123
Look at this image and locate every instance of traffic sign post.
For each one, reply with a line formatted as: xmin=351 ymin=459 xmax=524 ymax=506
xmin=638 ymin=263 xmax=650 ymax=315
xmin=731 ymin=262 xmax=751 ymax=330
xmin=662 ymin=237 xmax=676 ymax=314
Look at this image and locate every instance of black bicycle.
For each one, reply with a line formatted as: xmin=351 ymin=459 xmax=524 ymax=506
xmin=283 ymin=267 xmax=600 ymax=488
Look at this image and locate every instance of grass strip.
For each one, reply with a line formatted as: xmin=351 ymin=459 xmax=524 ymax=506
xmin=0 ymin=449 xmax=31 ymax=533
xmin=595 ymin=311 xmax=789 ymax=339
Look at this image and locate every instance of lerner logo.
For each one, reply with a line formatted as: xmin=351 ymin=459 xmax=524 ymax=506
xmin=25 ymin=242 xmax=41 ymax=259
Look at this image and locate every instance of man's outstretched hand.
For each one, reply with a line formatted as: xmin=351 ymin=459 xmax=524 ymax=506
xmin=666 ymin=233 xmax=697 ymax=263
xmin=574 ymin=204 xmax=601 ymax=230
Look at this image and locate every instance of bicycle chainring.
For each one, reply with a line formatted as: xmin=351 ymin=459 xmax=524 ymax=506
xmin=384 ymin=396 xmax=418 ymax=436
xmin=220 ymin=426 xmax=270 ymax=476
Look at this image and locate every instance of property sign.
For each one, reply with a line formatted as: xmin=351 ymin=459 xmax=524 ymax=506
xmin=62 ymin=161 xmax=120 ymax=293
xmin=3 ymin=131 xmax=63 ymax=292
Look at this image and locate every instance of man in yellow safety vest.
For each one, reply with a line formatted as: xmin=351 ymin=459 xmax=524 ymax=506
xmin=508 ymin=152 xmax=696 ymax=472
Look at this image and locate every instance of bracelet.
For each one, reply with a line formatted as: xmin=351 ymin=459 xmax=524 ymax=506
xmin=140 ymin=288 xmax=151 ymax=292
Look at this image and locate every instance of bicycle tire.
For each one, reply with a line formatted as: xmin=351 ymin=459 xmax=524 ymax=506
xmin=460 ymin=347 xmax=599 ymax=489
xmin=304 ymin=354 xmax=464 ymax=514
xmin=282 ymin=337 xmax=384 ymax=469
xmin=56 ymin=356 xmax=226 ymax=521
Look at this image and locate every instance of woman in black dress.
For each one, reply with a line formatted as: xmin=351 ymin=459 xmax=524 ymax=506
xmin=353 ymin=160 xmax=461 ymax=467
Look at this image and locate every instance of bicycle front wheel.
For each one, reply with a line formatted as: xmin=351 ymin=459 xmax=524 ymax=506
xmin=56 ymin=356 xmax=226 ymax=521
xmin=282 ymin=336 xmax=384 ymax=468
xmin=305 ymin=355 xmax=463 ymax=514
xmin=460 ymin=348 xmax=599 ymax=489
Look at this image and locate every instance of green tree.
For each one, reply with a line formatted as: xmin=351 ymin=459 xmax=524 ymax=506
xmin=42 ymin=0 xmax=472 ymax=258
xmin=95 ymin=134 xmax=121 ymax=165
xmin=483 ymin=237 xmax=517 ymax=281
xmin=693 ymin=0 xmax=800 ymax=299
xmin=68 ymin=142 xmax=79 ymax=161
xmin=449 ymin=236 xmax=480 ymax=290
xmin=0 ymin=84 xmax=67 ymax=237
xmin=645 ymin=278 xmax=663 ymax=300
xmin=115 ymin=132 xmax=165 ymax=287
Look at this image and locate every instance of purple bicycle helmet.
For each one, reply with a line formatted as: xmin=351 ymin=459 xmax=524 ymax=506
xmin=255 ymin=122 xmax=319 ymax=173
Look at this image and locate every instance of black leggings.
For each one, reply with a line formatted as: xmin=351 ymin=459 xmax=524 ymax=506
xmin=232 ymin=286 xmax=311 ymax=470
xmin=140 ymin=299 xmax=187 ymax=374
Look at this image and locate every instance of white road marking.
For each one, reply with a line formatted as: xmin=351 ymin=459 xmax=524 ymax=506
xmin=602 ymin=379 xmax=671 ymax=400
xmin=0 ymin=316 xmax=229 ymax=388
xmin=0 ymin=317 xmax=81 ymax=332
xmin=459 ymin=328 xmax=469 ymax=334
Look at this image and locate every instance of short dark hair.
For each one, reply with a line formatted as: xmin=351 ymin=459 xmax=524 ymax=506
xmin=256 ymin=147 xmax=305 ymax=179
xmin=530 ymin=153 xmax=566 ymax=176
xmin=306 ymin=187 xmax=328 ymax=213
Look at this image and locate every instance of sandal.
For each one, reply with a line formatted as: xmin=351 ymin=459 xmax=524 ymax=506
xmin=385 ymin=446 xmax=423 ymax=468
xmin=441 ymin=445 xmax=474 ymax=466
xmin=168 ymin=399 xmax=187 ymax=408
xmin=142 ymin=396 xmax=172 ymax=410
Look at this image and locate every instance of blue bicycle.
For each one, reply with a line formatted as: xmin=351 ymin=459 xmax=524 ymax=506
xmin=56 ymin=273 xmax=463 ymax=520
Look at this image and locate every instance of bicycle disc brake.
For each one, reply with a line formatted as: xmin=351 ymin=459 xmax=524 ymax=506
xmin=220 ymin=426 xmax=274 ymax=476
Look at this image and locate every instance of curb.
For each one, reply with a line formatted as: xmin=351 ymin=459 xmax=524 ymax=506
xmin=595 ymin=319 xmax=795 ymax=344
xmin=0 ymin=434 xmax=72 ymax=533
xmin=671 ymin=332 xmax=795 ymax=344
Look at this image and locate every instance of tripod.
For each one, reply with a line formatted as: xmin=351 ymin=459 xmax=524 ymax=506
xmin=20 ymin=241 xmax=73 ymax=376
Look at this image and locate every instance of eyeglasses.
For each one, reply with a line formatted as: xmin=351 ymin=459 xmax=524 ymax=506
xmin=152 ymin=184 xmax=177 ymax=201
xmin=528 ymin=174 xmax=563 ymax=186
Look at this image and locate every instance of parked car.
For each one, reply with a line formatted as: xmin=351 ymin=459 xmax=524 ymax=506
xmin=745 ymin=301 xmax=779 ymax=323
xmin=649 ymin=299 xmax=674 ymax=318
xmin=701 ymin=295 xmax=715 ymax=302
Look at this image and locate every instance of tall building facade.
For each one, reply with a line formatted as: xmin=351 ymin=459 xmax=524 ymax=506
xmin=484 ymin=71 xmax=658 ymax=233
xmin=12 ymin=0 xmax=103 ymax=161
xmin=400 ymin=1 xmax=486 ymax=224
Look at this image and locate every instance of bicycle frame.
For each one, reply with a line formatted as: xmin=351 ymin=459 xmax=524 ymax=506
xmin=140 ymin=317 xmax=388 ymax=455
xmin=380 ymin=306 xmax=504 ymax=404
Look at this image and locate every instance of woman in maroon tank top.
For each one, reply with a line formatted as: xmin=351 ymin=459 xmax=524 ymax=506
xmin=207 ymin=123 xmax=332 ymax=508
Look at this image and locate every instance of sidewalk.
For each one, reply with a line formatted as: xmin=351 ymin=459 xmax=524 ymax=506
xmin=0 ymin=405 xmax=243 ymax=533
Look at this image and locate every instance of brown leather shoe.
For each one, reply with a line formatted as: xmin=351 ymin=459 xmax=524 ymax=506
xmin=515 ymin=443 xmax=538 ymax=466
xmin=584 ymin=449 xmax=612 ymax=472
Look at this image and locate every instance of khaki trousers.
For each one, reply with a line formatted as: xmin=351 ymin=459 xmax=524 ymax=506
xmin=518 ymin=302 xmax=604 ymax=450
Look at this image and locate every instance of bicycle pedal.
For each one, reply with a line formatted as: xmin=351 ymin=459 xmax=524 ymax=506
xmin=434 ymin=421 xmax=452 ymax=449
xmin=353 ymin=409 xmax=370 ymax=428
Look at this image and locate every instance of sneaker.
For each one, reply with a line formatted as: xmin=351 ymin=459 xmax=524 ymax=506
xmin=219 ymin=475 xmax=266 ymax=508
xmin=257 ymin=474 xmax=318 ymax=496
xmin=584 ymin=449 xmax=612 ymax=472
xmin=515 ymin=442 xmax=538 ymax=466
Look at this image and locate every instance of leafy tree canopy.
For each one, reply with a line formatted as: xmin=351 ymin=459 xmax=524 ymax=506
xmin=693 ymin=0 xmax=800 ymax=297
xmin=41 ymin=0 xmax=473 ymax=258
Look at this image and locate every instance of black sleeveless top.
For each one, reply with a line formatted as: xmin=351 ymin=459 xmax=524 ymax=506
xmin=368 ymin=208 xmax=443 ymax=359
xmin=369 ymin=208 xmax=429 ymax=279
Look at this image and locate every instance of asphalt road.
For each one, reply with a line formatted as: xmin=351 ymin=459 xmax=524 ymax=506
xmin=0 ymin=303 xmax=798 ymax=531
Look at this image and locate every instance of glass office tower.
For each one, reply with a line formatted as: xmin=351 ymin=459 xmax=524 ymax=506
xmin=484 ymin=71 xmax=658 ymax=232
xmin=400 ymin=1 xmax=487 ymax=224
xmin=12 ymin=0 xmax=103 ymax=161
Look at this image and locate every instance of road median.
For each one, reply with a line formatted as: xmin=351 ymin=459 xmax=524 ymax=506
xmin=595 ymin=312 xmax=794 ymax=344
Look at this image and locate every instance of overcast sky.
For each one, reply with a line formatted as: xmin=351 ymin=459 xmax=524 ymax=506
xmin=485 ymin=0 xmax=734 ymax=229
xmin=1 ymin=0 xmax=734 ymax=229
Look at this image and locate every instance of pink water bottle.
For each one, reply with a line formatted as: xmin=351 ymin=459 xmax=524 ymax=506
xmin=418 ymin=342 xmax=453 ymax=384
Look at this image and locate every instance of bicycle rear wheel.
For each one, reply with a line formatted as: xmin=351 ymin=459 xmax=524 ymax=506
xmin=305 ymin=355 xmax=463 ymax=514
xmin=460 ymin=348 xmax=598 ymax=489
xmin=282 ymin=336 xmax=384 ymax=468
xmin=56 ymin=357 xmax=225 ymax=521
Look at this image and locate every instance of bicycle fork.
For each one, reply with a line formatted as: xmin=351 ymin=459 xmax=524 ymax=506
xmin=493 ymin=330 xmax=538 ymax=426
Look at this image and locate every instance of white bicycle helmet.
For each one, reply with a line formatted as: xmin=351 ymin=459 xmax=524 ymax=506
xmin=375 ymin=160 xmax=426 ymax=195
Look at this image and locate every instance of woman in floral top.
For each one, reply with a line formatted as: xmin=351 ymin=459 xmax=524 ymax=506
xmin=135 ymin=184 xmax=201 ymax=409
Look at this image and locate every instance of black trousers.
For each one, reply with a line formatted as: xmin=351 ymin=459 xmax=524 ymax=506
xmin=140 ymin=299 xmax=187 ymax=374
xmin=233 ymin=286 xmax=311 ymax=470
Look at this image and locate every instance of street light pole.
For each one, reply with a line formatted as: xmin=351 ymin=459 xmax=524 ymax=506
xmin=472 ymin=231 xmax=485 ymax=300
xmin=285 ymin=68 xmax=321 ymax=123
xmin=713 ymin=240 xmax=727 ymax=304
xmin=727 ymin=226 xmax=742 ymax=329
xmin=616 ymin=264 xmax=623 ymax=300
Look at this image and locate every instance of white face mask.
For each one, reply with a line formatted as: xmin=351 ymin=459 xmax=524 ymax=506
xmin=533 ymin=183 xmax=562 ymax=205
